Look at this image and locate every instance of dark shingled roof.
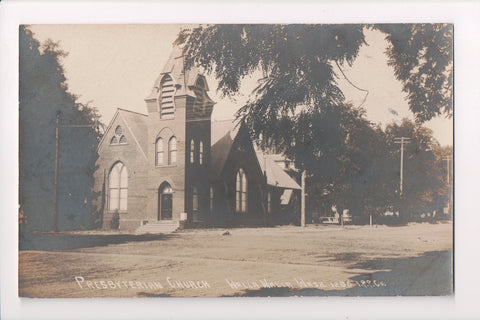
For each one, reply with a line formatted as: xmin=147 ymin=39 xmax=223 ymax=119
xmin=210 ymin=119 xmax=240 ymax=180
xmin=210 ymin=119 xmax=301 ymax=190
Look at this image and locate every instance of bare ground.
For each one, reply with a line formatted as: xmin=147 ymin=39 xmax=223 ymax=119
xmin=18 ymin=221 xmax=453 ymax=297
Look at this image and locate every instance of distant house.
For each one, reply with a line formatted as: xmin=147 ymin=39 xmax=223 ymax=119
xmin=92 ymin=47 xmax=301 ymax=232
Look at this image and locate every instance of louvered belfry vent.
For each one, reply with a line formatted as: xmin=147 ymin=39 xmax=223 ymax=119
xmin=160 ymin=74 xmax=175 ymax=119
xmin=193 ymin=86 xmax=204 ymax=113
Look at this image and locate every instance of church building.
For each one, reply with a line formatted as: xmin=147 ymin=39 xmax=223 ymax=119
xmin=92 ymin=47 xmax=301 ymax=232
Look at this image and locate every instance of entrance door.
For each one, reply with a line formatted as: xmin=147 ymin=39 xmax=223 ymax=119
xmin=158 ymin=183 xmax=173 ymax=220
xmin=161 ymin=194 xmax=172 ymax=220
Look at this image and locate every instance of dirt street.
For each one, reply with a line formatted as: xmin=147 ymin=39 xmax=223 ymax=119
xmin=18 ymin=222 xmax=453 ymax=297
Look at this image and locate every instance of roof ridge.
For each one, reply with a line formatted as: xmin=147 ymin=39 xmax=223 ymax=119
xmin=117 ymin=107 xmax=148 ymax=117
xmin=96 ymin=109 xmax=121 ymax=151
xmin=118 ymin=112 xmax=148 ymax=161
xmin=212 ymin=118 xmax=235 ymax=122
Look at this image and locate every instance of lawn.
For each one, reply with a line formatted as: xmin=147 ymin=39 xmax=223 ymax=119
xmin=18 ymin=221 xmax=453 ymax=297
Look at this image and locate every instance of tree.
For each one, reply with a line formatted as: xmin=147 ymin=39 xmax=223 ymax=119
xmin=176 ymin=24 xmax=452 ymax=135
xmin=176 ymin=25 xmax=365 ymax=155
xmin=383 ymin=119 xmax=446 ymax=219
xmin=302 ymin=104 xmax=393 ymax=223
xmin=19 ymin=26 xmax=101 ymax=236
xmin=175 ymin=24 xmax=452 ymax=223
xmin=375 ymin=24 xmax=453 ymax=122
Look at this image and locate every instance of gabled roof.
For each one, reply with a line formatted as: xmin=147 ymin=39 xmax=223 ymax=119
xmin=254 ymin=146 xmax=301 ymax=190
xmin=210 ymin=119 xmax=301 ymax=190
xmin=211 ymin=119 xmax=241 ymax=145
xmin=117 ymin=109 xmax=149 ymax=160
xmin=210 ymin=119 xmax=241 ymax=179
xmin=98 ymin=108 xmax=149 ymax=161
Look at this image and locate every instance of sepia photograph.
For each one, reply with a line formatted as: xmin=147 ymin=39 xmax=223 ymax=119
xmin=17 ymin=23 xmax=454 ymax=299
xmin=3 ymin=0 xmax=480 ymax=318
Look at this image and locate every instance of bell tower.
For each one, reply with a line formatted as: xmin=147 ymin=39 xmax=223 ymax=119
xmin=144 ymin=47 xmax=215 ymax=224
xmin=185 ymin=73 xmax=215 ymax=223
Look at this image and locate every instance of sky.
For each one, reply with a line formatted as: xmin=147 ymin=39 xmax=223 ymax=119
xmin=29 ymin=24 xmax=453 ymax=146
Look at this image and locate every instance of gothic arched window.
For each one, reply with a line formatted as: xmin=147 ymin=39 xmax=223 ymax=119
xmin=210 ymin=186 xmax=214 ymax=212
xmin=199 ymin=140 xmax=204 ymax=165
xmin=267 ymin=191 xmax=271 ymax=214
xmin=155 ymin=138 xmax=164 ymax=166
xmin=236 ymin=168 xmax=247 ymax=213
xmin=190 ymin=139 xmax=195 ymax=164
xmin=110 ymin=125 xmax=127 ymax=145
xmin=168 ymin=136 xmax=177 ymax=165
xmin=109 ymin=162 xmax=128 ymax=211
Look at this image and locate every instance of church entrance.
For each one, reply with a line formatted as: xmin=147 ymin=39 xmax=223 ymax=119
xmin=158 ymin=183 xmax=173 ymax=220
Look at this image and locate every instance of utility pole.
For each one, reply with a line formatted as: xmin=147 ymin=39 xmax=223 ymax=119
xmin=54 ymin=113 xmax=60 ymax=232
xmin=394 ymin=137 xmax=411 ymax=196
xmin=394 ymin=137 xmax=410 ymax=220
xmin=54 ymin=114 xmax=102 ymax=232
xmin=301 ymin=170 xmax=306 ymax=227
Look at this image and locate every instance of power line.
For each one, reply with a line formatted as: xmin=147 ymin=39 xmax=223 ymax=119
xmin=335 ymin=60 xmax=369 ymax=108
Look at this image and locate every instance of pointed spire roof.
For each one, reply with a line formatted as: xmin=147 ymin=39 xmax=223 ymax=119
xmin=145 ymin=46 xmax=206 ymax=101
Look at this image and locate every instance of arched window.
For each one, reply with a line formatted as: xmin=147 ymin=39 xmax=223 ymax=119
xmin=199 ymin=141 xmax=204 ymax=165
xmin=109 ymin=162 xmax=128 ymax=211
xmin=160 ymin=75 xmax=175 ymax=119
xmin=110 ymin=125 xmax=127 ymax=145
xmin=267 ymin=192 xmax=271 ymax=213
xmin=155 ymin=138 xmax=164 ymax=166
xmin=190 ymin=139 xmax=195 ymax=164
xmin=168 ymin=136 xmax=177 ymax=165
xmin=236 ymin=168 xmax=247 ymax=213
xmin=192 ymin=187 xmax=199 ymax=211
xmin=210 ymin=186 xmax=214 ymax=212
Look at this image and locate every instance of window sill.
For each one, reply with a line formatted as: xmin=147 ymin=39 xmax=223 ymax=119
xmin=107 ymin=211 xmax=128 ymax=214
xmin=155 ymin=164 xmax=178 ymax=168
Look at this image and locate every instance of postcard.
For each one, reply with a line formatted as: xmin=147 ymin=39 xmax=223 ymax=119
xmin=18 ymin=23 xmax=453 ymax=299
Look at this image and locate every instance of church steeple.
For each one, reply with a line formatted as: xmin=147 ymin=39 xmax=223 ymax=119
xmin=144 ymin=46 xmax=215 ymax=120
